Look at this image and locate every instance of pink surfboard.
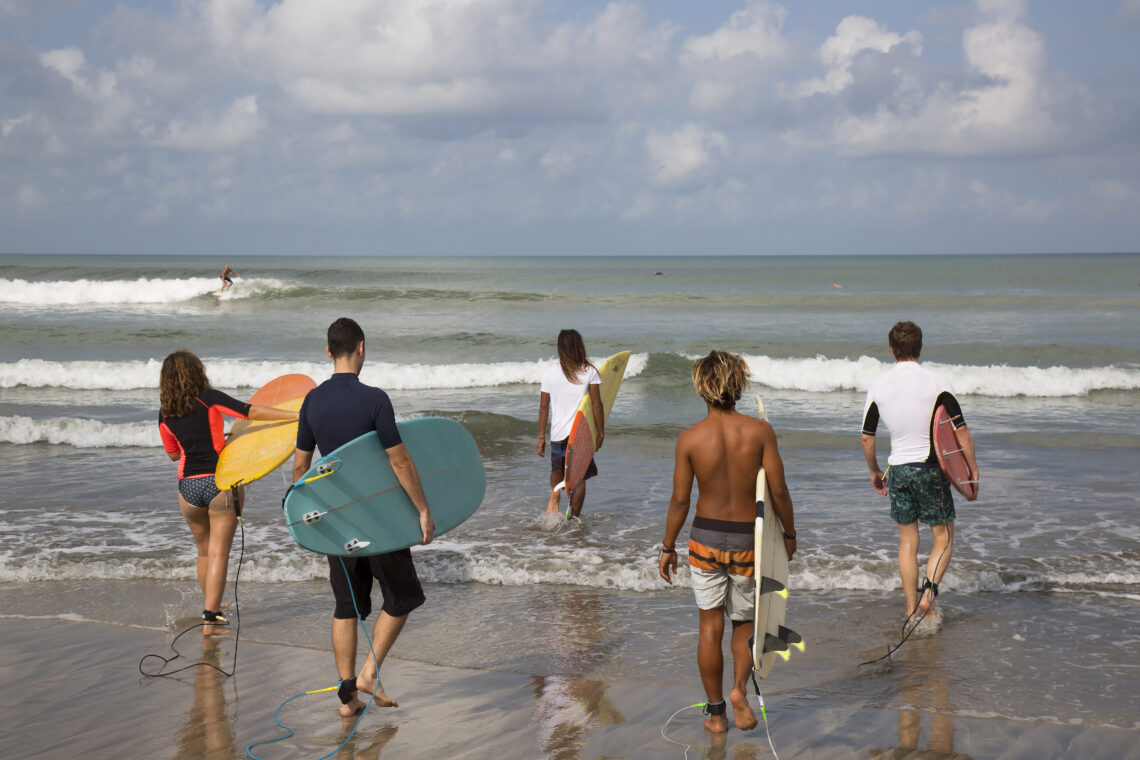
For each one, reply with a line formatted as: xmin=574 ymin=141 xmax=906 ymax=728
xmin=933 ymin=405 xmax=978 ymax=501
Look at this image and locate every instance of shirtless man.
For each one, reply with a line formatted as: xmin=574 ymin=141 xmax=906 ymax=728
xmin=220 ymin=264 xmax=238 ymax=291
xmin=293 ymin=317 xmax=436 ymax=717
xmin=659 ymin=350 xmax=797 ymax=734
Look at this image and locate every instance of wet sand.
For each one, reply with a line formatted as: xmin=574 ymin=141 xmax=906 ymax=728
xmin=2 ymin=616 xmax=1137 ymax=759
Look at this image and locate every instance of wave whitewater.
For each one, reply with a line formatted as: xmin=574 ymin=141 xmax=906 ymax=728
xmin=0 ymin=354 xmax=651 ymax=392
xmin=2 ymin=352 xmax=1134 ymax=397
xmin=0 ymin=277 xmax=290 ymax=305
xmin=3 ymin=542 xmax=1136 ymax=595
xmin=739 ymin=354 xmax=1140 ymax=397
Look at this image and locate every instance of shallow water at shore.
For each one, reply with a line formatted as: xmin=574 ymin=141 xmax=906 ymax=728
xmin=2 ymin=253 xmax=1138 ymax=754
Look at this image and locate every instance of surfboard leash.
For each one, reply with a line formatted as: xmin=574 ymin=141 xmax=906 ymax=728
xmin=245 ymin=555 xmax=381 ymax=760
xmin=661 ymin=685 xmax=780 ymax=760
xmin=858 ymin=539 xmax=951 ymax=668
xmin=138 ymin=495 xmax=245 ymax=679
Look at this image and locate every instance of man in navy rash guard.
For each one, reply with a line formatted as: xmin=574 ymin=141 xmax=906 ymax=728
xmin=861 ymin=321 xmax=978 ymax=621
xmin=293 ymin=317 xmax=436 ymax=717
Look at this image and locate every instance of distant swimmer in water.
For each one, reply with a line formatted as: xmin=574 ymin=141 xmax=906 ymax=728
xmin=220 ymin=265 xmax=239 ymax=292
xmin=833 ymin=282 xmax=843 ymax=288
xmin=653 ymin=271 xmax=665 ymax=276
xmin=158 ymin=350 xmax=298 ymax=635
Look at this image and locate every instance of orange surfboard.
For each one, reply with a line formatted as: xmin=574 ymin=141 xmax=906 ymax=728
xmin=215 ymin=373 xmax=315 ymax=490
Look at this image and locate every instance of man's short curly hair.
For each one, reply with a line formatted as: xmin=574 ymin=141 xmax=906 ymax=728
xmin=692 ymin=350 xmax=750 ymax=410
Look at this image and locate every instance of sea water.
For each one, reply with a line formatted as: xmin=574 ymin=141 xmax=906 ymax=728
xmin=1 ymin=253 xmax=1138 ymax=730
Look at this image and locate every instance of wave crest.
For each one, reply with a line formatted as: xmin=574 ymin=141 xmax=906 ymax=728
xmin=0 ymin=277 xmax=290 ymax=305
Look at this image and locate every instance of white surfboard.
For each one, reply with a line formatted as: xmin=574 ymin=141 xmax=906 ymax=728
xmin=751 ymin=394 xmax=803 ymax=678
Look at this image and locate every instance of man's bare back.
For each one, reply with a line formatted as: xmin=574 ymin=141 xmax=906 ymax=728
xmin=674 ymin=409 xmax=795 ymax=539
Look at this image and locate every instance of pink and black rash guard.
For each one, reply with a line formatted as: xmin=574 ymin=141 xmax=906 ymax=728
xmin=158 ymin=388 xmax=251 ymax=479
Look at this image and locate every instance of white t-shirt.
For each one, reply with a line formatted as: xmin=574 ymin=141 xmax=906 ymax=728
xmin=541 ymin=364 xmax=601 ymax=441
xmin=862 ymin=361 xmax=962 ymax=466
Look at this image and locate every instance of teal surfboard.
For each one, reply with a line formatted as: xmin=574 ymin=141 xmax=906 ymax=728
xmin=283 ymin=417 xmax=485 ymax=556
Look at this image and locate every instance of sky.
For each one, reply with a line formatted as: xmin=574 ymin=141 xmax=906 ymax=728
xmin=2 ymin=0 xmax=1140 ymax=256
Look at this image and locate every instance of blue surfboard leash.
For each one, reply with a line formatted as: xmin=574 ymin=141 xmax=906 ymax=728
xmin=246 ymin=555 xmax=381 ymax=760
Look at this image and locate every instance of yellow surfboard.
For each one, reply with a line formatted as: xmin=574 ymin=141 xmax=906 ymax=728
xmin=215 ymin=374 xmax=315 ymax=490
xmin=562 ymin=351 xmax=631 ymax=494
xmin=574 ymin=350 xmax=631 ymax=447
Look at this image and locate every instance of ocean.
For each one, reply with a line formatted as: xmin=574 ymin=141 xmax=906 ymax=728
xmin=1 ymin=253 xmax=1138 ymax=741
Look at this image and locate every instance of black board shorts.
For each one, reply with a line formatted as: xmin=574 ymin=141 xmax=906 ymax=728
xmin=328 ymin=549 xmax=425 ymax=619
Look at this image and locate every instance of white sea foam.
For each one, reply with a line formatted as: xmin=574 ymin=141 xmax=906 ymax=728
xmin=3 ymin=543 xmax=1138 ymax=591
xmin=0 ymin=415 xmax=156 ymax=447
xmin=740 ymin=354 xmax=1140 ymax=397
xmin=0 ymin=277 xmax=290 ymax=305
xmin=0 ymin=353 xmax=650 ymax=391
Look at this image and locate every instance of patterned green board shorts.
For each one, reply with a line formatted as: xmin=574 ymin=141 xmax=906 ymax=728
xmin=887 ymin=464 xmax=955 ymax=525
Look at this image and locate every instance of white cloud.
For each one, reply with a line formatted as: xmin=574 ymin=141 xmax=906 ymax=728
xmin=681 ymin=1 xmax=790 ymax=112
xmin=793 ymin=16 xmax=921 ymax=97
xmin=644 ymin=123 xmax=729 ymax=188
xmin=820 ymin=0 xmax=1062 ymax=156
xmin=682 ymin=1 xmax=788 ymax=63
xmin=40 ymin=47 xmax=88 ymax=90
xmin=154 ymin=96 xmax=262 ymax=151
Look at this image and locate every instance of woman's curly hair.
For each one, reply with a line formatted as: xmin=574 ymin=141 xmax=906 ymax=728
xmin=159 ymin=350 xmax=211 ymax=418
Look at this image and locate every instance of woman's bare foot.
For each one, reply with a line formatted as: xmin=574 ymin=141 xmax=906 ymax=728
xmin=730 ymin=688 xmax=758 ymax=731
xmin=202 ymin=623 xmax=230 ymax=637
xmin=356 ymin=670 xmax=398 ymax=707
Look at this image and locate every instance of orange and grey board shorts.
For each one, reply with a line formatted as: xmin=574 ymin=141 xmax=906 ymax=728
xmin=688 ymin=516 xmax=756 ymax=621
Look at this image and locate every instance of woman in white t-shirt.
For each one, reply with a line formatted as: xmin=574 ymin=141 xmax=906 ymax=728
xmin=537 ymin=329 xmax=604 ymax=517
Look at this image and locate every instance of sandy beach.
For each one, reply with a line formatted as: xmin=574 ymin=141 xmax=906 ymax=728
xmin=3 ymin=604 xmax=1138 ymax=760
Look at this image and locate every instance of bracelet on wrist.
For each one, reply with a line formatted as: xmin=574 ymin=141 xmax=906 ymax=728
xmin=783 ymin=531 xmax=796 ymax=541
xmin=661 ymin=543 xmax=676 ymax=553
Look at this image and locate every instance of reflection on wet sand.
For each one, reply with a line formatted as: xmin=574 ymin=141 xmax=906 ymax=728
xmin=530 ymin=588 xmax=625 ymax=758
xmin=174 ymin=638 xmax=236 ymax=760
xmin=333 ymin=724 xmax=399 ymax=760
xmin=870 ymin=633 xmax=972 ymax=760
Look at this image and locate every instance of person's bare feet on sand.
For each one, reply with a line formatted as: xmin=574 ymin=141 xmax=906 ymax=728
xmin=356 ymin=670 xmax=398 ymax=708
xmin=203 ymin=623 xmax=230 ymax=637
xmin=730 ymin=688 xmax=758 ymax=731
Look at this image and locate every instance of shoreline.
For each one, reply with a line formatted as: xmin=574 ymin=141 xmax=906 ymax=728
xmin=3 ymin=616 xmax=1137 ymax=759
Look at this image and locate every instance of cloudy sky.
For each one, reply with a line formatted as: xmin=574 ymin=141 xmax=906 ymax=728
xmin=2 ymin=0 xmax=1140 ymax=255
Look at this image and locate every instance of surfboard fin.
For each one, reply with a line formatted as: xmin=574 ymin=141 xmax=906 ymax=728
xmin=778 ymin=625 xmax=805 ymax=653
xmin=762 ymin=634 xmax=791 ymax=661
xmin=759 ymin=576 xmax=788 ymax=598
xmin=552 ymin=480 xmax=567 ymax=494
xmin=344 ymin=538 xmax=371 ymax=554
